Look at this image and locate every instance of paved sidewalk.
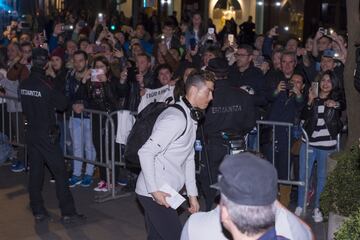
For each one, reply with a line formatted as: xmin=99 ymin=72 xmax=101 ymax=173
xmin=0 ymin=166 xmax=326 ymax=240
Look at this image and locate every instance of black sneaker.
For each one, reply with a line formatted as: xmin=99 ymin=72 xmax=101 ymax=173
xmin=61 ymin=214 xmax=86 ymax=224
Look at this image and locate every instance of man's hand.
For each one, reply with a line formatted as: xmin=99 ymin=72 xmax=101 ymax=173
xmin=188 ymin=196 xmax=200 ymax=214
xmin=308 ymin=86 xmax=317 ymax=105
xmin=268 ymin=26 xmax=278 ymax=38
xmin=81 ymin=69 xmax=91 ymax=84
xmin=315 ymin=28 xmax=323 ymax=40
xmin=113 ymin=48 xmax=124 ymax=58
xmin=276 ymin=81 xmax=286 ymax=93
xmin=151 ymin=191 xmax=171 ymax=208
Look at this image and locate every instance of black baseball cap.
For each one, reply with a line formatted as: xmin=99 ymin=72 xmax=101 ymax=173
xmin=215 ymin=152 xmax=278 ymax=206
xmin=206 ymin=58 xmax=229 ymax=79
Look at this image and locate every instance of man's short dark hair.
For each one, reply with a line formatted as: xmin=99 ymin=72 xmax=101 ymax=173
xmin=73 ymin=50 xmax=88 ymax=60
xmin=136 ymin=53 xmax=151 ymax=62
xmin=185 ymin=71 xmax=214 ymax=93
xmin=78 ymin=38 xmax=89 ymax=46
xmin=163 ymin=21 xmax=175 ymax=29
xmin=238 ymin=44 xmax=254 ymax=55
xmin=204 ymin=46 xmax=222 ymax=58
xmin=156 ymin=64 xmax=173 ymax=74
xmin=281 ymin=50 xmax=297 ymax=61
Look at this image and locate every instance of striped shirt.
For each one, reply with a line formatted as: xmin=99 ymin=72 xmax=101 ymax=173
xmin=307 ymin=99 xmax=337 ymax=150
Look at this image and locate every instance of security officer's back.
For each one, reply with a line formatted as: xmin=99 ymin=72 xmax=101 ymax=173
xmin=20 ymin=64 xmax=67 ymax=136
xmin=20 ymin=48 xmax=84 ymax=223
xmin=200 ymin=58 xmax=256 ymax=210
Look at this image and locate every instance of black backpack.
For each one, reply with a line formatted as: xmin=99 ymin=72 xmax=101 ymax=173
xmin=124 ymin=102 xmax=187 ymax=168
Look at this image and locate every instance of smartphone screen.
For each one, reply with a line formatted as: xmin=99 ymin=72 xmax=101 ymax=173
xmin=91 ymin=69 xmax=105 ymax=82
xmin=311 ymin=82 xmax=319 ymax=98
xmin=228 ymin=34 xmax=234 ymax=45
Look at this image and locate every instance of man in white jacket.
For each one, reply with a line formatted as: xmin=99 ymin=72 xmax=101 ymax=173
xmin=136 ymin=72 xmax=214 ymax=240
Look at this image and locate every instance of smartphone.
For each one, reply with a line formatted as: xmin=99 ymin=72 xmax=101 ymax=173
xmin=91 ymin=69 xmax=105 ymax=82
xmin=286 ymin=82 xmax=294 ymax=90
xmin=78 ymin=20 xmax=87 ymax=28
xmin=98 ymin=13 xmax=104 ymax=23
xmin=190 ymin=38 xmax=197 ymax=51
xmin=208 ymin=28 xmax=215 ymax=35
xmin=228 ymin=34 xmax=234 ymax=45
xmin=254 ymin=56 xmax=264 ymax=67
xmin=311 ymin=82 xmax=319 ymax=98
xmin=61 ymin=25 xmax=74 ymax=31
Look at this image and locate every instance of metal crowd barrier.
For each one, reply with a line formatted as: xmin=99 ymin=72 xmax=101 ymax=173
xmin=0 ymin=95 xmax=27 ymax=167
xmin=256 ymin=120 xmax=341 ymax=217
xmin=256 ymin=120 xmax=309 ymax=216
xmin=57 ymin=109 xmax=122 ymax=203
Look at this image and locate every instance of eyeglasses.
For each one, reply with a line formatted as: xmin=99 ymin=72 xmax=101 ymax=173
xmin=234 ymin=53 xmax=250 ymax=58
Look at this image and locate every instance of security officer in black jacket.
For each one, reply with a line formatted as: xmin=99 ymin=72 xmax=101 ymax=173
xmin=200 ymin=58 xmax=256 ymax=210
xmin=20 ymin=48 xmax=84 ymax=223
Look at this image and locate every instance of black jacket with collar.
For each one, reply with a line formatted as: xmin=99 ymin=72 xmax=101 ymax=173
xmin=302 ymin=94 xmax=345 ymax=139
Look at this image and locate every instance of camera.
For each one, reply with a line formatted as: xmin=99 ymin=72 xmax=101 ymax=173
xmin=61 ymin=25 xmax=74 ymax=31
xmin=319 ymin=27 xmax=333 ymax=36
xmin=286 ymin=82 xmax=294 ymax=90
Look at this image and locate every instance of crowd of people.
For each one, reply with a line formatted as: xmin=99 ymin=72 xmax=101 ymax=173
xmin=0 ymin=8 xmax=351 ymax=239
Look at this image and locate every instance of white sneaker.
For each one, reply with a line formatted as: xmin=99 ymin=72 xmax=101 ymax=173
xmin=295 ymin=207 xmax=303 ymax=217
xmin=313 ymin=208 xmax=323 ymax=223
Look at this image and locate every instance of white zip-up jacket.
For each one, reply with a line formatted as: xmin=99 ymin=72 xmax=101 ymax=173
xmin=135 ymin=98 xmax=198 ymax=198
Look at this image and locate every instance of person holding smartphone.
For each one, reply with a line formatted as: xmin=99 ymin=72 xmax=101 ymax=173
xmin=295 ymin=70 xmax=345 ymax=222
xmin=265 ymin=73 xmax=306 ymax=207
xmin=75 ymin=56 xmax=118 ymax=192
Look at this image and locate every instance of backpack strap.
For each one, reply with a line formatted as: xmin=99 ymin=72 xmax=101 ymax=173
xmin=169 ymin=104 xmax=188 ymax=140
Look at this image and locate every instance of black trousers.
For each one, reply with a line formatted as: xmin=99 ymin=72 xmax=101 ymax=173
xmin=198 ymin=140 xmax=227 ymax=211
xmin=137 ymin=195 xmax=182 ymax=240
xmin=10 ymin=113 xmax=25 ymax=163
xmin=27 ymin=132 xmax=76 ymax=216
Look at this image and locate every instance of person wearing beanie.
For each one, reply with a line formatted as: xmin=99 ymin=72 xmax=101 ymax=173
xmin=199 ymin=57 xmax=256 ymax=210
xmin=47 ymin=47 xmax=67 ymax=93
xmin=19 ymin=48 xmax=85 ymax=223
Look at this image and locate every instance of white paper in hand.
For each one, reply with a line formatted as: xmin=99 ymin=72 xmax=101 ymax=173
xmin=159 ymin=184 xmax=186 ymax=210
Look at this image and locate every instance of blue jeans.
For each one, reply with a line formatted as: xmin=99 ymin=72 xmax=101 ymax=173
xmin=297 ymin=143 xmax=334 ymax=208
xmin=69 ymin=117 xmax=96 ymax=177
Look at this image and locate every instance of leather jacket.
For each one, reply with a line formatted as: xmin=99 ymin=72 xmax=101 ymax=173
xmin=302 ymin=97 xmax=344 ymax=139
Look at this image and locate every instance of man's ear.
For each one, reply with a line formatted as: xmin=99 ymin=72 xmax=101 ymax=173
xmin=220 ymin=205 xmax=232 ymax=226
